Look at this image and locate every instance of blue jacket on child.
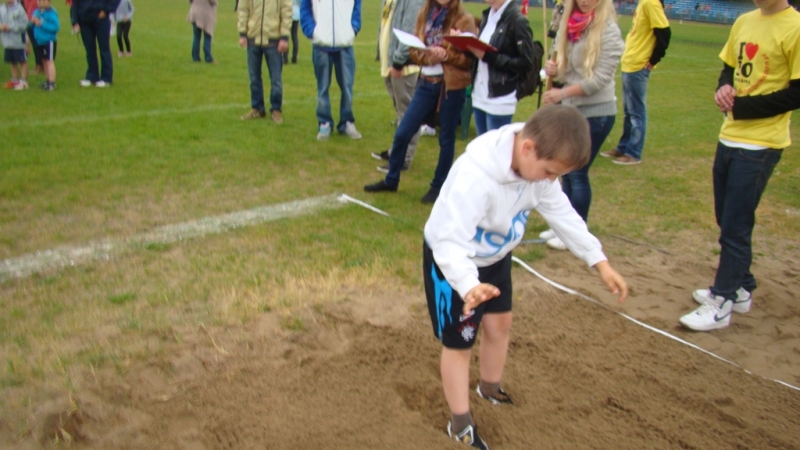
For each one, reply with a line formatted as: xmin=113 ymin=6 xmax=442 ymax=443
xmin=33 ymin=7 xmax=59 ymax=44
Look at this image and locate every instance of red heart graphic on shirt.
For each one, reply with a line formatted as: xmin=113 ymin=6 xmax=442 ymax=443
xmin=745 ymin=43 xmax=759 ymax=60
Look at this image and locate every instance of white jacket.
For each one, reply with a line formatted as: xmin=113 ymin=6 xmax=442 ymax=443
xmin=423 ymin=123 xmax=607 ymax=299
xmin=300 ymin=0 xmax=360 ymax=48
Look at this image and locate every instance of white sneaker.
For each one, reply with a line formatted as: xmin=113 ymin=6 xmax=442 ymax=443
xmin=79 ymin=80 xmax=93 ymax=87
xmin=692 ymin=287 xmax=751 ymax=313
xmin=95 ymin=81 xmax=110 ymax=88
xmin=344 ymin=121 xmax=362 ymax=139
xmin=13 ymin=80 xmax=28 ymax=90
xmin=420 ymin=124 xmax=436 ymax=136
xmin=546 ymin=236 xmax=567 ymax=251
xmin=539 ymin=229 xmax=556 ymax=240
xmin=680 ymin=299 xmax=733 ymax=331
xmin=316 ymin=123 xmax=331 ymax=141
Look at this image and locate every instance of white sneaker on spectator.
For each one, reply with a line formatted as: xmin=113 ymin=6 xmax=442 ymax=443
xmin=539 ymin=229 xmax=556 ymax=240
xmin=317 ymin=123 xmax=331 ymax=141
xmin=546 ymin=236 xmax=567 ymax=251
xmin=680 ymin=299 xmax=733 ymax=331
xmin=420 ymin=124 xmax=436 ymax=136
xmin=692 ymin=287 xmax=751 ymax=313
xmin=13 ymin=80 xmax=28 ymax=90
xmin=344 ymin=121 xmax=362 ymax=139
xmin=95 ymin=81 xmax=111 ymax=88
xmin=79 ymin=80 xmax=93 ymax=87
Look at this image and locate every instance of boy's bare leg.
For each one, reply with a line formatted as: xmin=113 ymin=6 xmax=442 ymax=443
xmin=45 ymin=61 xmax=55 ymax=83
xmin=441 ymin=347 xmax=472 ymax=415
xmin=20 ymin=62 xmax=27 ymax=80
xmin=11 ymin=63 xmax=19 ymax=80
xmin=479 ymin=312 xmax=512 ymax=387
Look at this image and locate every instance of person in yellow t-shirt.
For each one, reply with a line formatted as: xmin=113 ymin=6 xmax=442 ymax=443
xmin=680 ymin=0 xmax=800 ymax=332
xmin=370 ymin=0 xmax=424 ymax=173
xmin=600 ymin=0 xmax=670 ymax=165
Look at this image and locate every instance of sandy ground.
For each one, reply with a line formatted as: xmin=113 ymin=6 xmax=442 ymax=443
xmin=1 ymin=232 xmax=799 ymax=449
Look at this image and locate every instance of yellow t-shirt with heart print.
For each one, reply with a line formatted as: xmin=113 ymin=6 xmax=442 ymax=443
xmin=719 ymin=7 xmax=800 ymax=149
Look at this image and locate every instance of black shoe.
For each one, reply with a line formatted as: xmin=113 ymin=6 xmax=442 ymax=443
xmin=376 ymin=162 xmax=409 ymax=173
xmin=371 ymin=150 xmax=390 ymax=161
xmin=476 ymin=385 xmax=514 ymax=405
xmin=421 ymin=188 xmax=440 ymax=204
xmin=291 ymin=57 xmax=297 ymax=64
xmin=364 ymin=180 xmax=397 ymax=193
xmin=447 ymin=422 xmax=489 ymax=450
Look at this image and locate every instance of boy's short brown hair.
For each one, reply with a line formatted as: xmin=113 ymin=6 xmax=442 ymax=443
xmin=521 ymin=105 xmax=591 ymax=170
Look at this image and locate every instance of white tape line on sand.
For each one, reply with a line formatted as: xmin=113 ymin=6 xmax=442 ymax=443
xmin=344 ymin=196 xmax=800 ymax=393
xmin=0 ymin=194 xmax=347 ymax=283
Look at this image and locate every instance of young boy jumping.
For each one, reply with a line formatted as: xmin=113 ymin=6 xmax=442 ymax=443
xmin=680 ymin=0 xmax=800 ymax=331
xmin=423 ymin=105 xmax=628 ymax=449
xmin=0 ymin=0 xmax=29 ymax=90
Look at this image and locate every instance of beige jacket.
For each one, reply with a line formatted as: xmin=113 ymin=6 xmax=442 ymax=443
xmin=238 ymin=0 xmax=293 ymax=45
xmin=409 ymin=5 xmax=475 ymax=91
xmin=188 ymin=0 xmax=218 ymax=36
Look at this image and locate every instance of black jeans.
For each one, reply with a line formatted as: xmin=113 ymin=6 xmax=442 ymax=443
xmin=116 ymin=20 xmax=132 ymax=53
xmin=284 ymin=20 xmax=299 ymax=63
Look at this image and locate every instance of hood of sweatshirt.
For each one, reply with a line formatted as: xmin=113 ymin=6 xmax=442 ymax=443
xmin=462 ymin=123 xmax=526 ymax=187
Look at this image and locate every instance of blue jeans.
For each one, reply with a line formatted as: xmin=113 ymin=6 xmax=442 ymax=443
xmin=710 ymin=142 xmax=782 ymax=300
xmin=561 ymin=115 xmax=616 ymax=223
xmin=473 ymin=108 xmax=513 ymax=136
xmin=247 ymin=42 xmax=283 ymax=113
xmin=312 ymin=45 xmax=355 ymax=133
xmin=385 ymin=78 xmax=466 ymax=190
xmin=616 ymin=69 xmax=650 ymax=160
xmin=192 ymin=23 xmax=213 ymax=62
xmin=79 ymin=16 xmax=113 ymax=83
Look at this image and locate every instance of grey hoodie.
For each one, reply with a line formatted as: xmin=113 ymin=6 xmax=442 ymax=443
xmin=115 ymin=0 xmax=134 ymax=21
xmin=0 ymin=1 xmax=28 ymax=50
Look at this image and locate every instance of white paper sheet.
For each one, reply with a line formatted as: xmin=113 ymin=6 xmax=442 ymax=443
xmin=392 ymin=28 xmax=427 ymax=49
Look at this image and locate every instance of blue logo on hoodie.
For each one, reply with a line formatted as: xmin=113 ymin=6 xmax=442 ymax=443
xmin=473 ymin=210 xmax=529 ymax=258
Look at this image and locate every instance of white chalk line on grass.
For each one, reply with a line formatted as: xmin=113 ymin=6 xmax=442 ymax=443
xmin=343 ymin=195 xmax=800 ymax=393
xmin=0 ymin=194 xmax=347 ymax=283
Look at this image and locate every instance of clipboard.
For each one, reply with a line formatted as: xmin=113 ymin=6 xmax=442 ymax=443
xmin=443 ymin=34 xmax=497 ymax=52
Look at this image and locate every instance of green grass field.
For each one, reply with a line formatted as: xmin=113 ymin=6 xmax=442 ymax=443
xmin=0 ymin=0 xmax=798 ymax=410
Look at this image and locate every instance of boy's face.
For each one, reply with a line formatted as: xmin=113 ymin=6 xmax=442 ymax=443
xmin=512 ymin=137 xmax=573 ymax=183
xmin=37 ymin=0 xmax=50 ymax=8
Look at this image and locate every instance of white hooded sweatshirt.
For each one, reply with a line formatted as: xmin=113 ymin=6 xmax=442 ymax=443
xmin=423 ymin=123 xmax=607 ymax=299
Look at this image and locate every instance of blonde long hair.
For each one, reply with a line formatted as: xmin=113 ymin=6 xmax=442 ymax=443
xmin=554 ymin=0 xmax=617 ymax=80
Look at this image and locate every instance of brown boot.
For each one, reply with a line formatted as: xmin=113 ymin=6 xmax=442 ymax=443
xmin=271 ymin=110 xmax=283 ymax=124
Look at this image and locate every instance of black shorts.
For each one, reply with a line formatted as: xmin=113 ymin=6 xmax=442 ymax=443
xmin=38 ymin=41 xmax=57 ymax=61
xmin=4 ymin=48 xmax=26 ymax=64
xmin=423 ymin=240 xmax=512 ymax=350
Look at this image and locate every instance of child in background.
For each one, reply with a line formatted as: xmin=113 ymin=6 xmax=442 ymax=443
xmin=680 ymin=0 xmax=800 ymax=331
xmin=115 ymin=0 xmax=133 ymax=57
xmin=423 ymin=105 xmax=628 ymax=449
xmin=31 ymin=0 xmax=58 ymax=90
xmin=22 ymin=0 xmax=43 ymax=74
xmin=0 ymin=0 xmax=29 ymax=90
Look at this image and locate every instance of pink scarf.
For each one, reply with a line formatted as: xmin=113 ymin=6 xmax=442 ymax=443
xmin=567 ymin=10 xmax=594 ymax=42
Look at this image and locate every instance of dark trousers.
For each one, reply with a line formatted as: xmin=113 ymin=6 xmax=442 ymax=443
xmin=116 ymin=20 xmax=132 ymax=53
xmin=284 ymin=21 xmax=299 ymax=63
xmin=79 ymin=16 xmax=114 ymax=83
xmin=26 ymin=28 xmax=43 ymax=67
xmin=711 ymin=142 xmax=782 ymax=299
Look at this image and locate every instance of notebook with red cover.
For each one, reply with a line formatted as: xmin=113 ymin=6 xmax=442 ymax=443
xmin=443 ymin=34 xmax=497 ymax=52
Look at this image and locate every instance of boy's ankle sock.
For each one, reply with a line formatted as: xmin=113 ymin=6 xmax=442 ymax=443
xmin=450 ymin=411 xmax=473 ymax=433
xmin=479 ymin=380 xmax=501 ymax=399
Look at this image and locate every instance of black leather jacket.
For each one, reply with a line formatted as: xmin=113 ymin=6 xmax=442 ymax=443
xmin=471 ymin=3 xmax=534 ymax=99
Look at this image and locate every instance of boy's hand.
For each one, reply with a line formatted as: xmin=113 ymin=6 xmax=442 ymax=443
xmin=715 ymin=84 xmax=735 ymax=113
xmin=463 ymin=283 xmax=500 ymax=315
xmin=594 ymin=261 xmax=628 ymax=303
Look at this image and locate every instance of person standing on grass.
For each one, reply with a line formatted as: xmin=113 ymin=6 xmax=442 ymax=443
xmin=466 ymin=0 xmax=534 ymax=136
xmin=423 ymin=105 xmax=627 ymax=449
xmin=369 ymin=0 xmax=424 ymax=174
xmin=539 ymin=0 xmax=624 ymax=251
xmin=71 ymin=0 xmax=117 ymax=87
xmin=599 ymin=0 xmax=670 ymax=165
xmin=680 ymin=0 xmax=800 ymax=332
xmin=283 ymin=0 xmax=299 ymax=64
xmin=300 ymin=0 xmax=363 ymax=140
xmin=23 ymin=0 xmax=43 ymax=75
xmin=31 ymin=0 xmax=59 ymax=90
xmin=114 ymin=0 xmax=132 ymax=57
xmin=188 ymin=0 xmax=217 ymax=64
xmin=364 ymin=0 xmax=476 ymax=204
xmin=0 ymin=0 xmax=29 ymax=90
xmin=238 ymin=0 xmax=292 ymax=123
